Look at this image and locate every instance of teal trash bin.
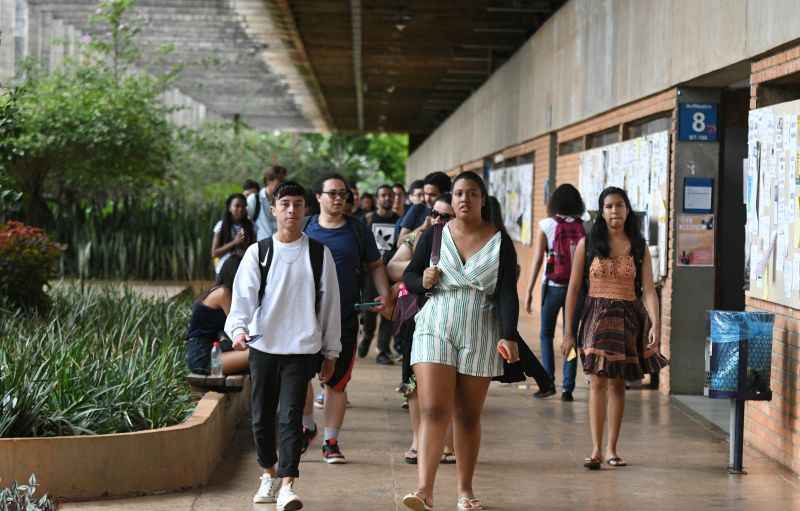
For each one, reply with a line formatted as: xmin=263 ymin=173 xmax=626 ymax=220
xmin=706 ymin=310 xmax=773 ymax=401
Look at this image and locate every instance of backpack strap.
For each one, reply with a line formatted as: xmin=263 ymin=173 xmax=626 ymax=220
xmin=308 ymin=238 xmax=325 ymax=315
xmin=430 ymin=223 xmax=444 ymax=264
xmin=347 ymin=216 xmax=367 ymax=265
xmin=257 ymin=238 xmax=274 ymax=307
xmin=302 ymin=214 xmax=317 ymax=233
xmin=253 ymin=192 xmax=261 ymax=221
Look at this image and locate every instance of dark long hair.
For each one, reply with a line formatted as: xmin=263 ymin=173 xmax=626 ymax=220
xmin=452 ymin=171 xmax=490 ymax=223
xmin=547 ymin=183 xmax=585 ymax=217
xmin=588 ymin=187 xmax=644 ymax=259
xmin=220 ymin=193 xmax=255 ymax=246
xmin=486 ymin=195 xmax=505 ymax=233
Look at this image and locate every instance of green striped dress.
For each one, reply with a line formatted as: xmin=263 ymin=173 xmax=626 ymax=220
xmin=411 ymin=226 xmax=503 ymax=377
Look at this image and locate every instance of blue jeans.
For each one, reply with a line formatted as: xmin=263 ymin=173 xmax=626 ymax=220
xmin=540 ymin=283 xmax=579 ymax=392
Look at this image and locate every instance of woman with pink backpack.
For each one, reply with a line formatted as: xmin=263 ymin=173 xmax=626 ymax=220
xmin=524 ymin=184 xmax=586 ymax=402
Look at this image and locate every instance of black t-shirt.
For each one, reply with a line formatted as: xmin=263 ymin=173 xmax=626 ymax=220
xmin=368 ymin=210 xmax=400 ymax=257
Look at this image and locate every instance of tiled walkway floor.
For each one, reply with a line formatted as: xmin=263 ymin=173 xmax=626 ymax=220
xmin=63 ymin=351 xmax=800 ymax=511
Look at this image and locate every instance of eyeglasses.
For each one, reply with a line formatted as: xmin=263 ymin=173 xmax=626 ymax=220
xmin=430 ymin=210 xmax=452 ymax=222
xmin=321 ymin=190 xmax=349 ymax=199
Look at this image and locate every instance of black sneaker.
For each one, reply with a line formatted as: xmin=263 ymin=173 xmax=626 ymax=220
xmin=533 ymin=386 xmax=557 ymax=399
xmin=561 ymin=391 xmax=574 ymax=402
xmin=375 ymin=353 xmax=394 ymax=365
xmin=357 ymin=339 xmax=370 ymax=358
xmin=300 ymin=424 xmax=318 ymax=454
xmin=322 ymin=439 xmax=347 ymax=464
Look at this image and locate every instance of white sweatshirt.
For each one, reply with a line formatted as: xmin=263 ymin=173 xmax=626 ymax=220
xmin=225 ymin=234 xmax=341 ymax=359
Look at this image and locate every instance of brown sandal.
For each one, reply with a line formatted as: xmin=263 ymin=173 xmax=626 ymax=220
xmin=584 ymin=457 xmax=602 ymax=470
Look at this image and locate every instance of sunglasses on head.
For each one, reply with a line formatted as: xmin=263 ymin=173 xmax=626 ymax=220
xmin=430 ymin=210 xmax=452 ymax=221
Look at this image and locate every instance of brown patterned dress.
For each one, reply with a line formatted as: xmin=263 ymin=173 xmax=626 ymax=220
xmin=578 ymin=255 xmax=669 ymax=381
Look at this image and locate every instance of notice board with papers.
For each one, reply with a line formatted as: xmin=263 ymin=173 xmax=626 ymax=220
xmin=745 ymin=100 xmax=800 ymax=309
xmin=578 ymin=131 xmax=671 ymax=281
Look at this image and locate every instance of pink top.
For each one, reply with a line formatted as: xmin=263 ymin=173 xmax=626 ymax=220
xmin=587 ymin=255 xmax=637 ymax=301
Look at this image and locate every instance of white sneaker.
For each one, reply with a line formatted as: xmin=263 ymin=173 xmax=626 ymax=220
xmin=253 ymin=474 xmax=280 ymax=504
xmin=277 ymin=481 xmax=303 ymax=511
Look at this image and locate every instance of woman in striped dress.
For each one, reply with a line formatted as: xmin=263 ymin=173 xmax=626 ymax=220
xmin=402 ymin=171 xmax=520 ymax=511
xmin=562 ymin=187 xmax=668 ymax=470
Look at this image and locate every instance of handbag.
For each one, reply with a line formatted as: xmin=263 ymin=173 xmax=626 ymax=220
xmin=391 ymin=223 xmax=444 ymax=335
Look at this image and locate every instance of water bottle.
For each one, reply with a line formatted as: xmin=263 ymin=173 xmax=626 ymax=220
xmin=210 ymin=341 xmax=223 ymax=376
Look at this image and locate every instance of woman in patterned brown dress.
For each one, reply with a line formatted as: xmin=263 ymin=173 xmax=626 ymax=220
xmin=562 ymin=187 xmax=668 ymax=469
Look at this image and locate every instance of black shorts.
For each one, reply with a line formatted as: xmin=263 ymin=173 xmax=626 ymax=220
xmin=327 ymin=315 xmax=359 ymax=392
xmin=186 ymin=336 xmax=233 ymax=374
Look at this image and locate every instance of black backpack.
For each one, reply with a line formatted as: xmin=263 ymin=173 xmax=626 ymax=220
xmin=257 ymin=236 xmax=325 ymax=314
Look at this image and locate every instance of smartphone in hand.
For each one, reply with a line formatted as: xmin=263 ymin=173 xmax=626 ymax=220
xmin=354 ymin=301 xmax=382 ymax=312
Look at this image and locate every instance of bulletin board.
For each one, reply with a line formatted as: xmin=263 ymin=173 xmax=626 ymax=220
xmin=489 ymin=162 xmax=534 ymax=245
xmin=745 ymin=100 xmax=800 ymax=309
xmin=578 ymin=131 xmax=671 ymax=280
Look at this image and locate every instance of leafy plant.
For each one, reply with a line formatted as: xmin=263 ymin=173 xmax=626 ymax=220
xmin=50 ymin=195 xmax=218 ymax=281
xmin=0 ymin=285 xmax=194 ymax=438
xmin=2 ymin=0 xmax=177 ymax=226
xmin=0 ymin=221 xmax=64 ymax=310
xmin=0 ymin=474 xmax=55 ymax=511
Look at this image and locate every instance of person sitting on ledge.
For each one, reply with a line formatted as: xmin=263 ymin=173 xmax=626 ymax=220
xmin=185 ymin=255 xmax=249 ymax=375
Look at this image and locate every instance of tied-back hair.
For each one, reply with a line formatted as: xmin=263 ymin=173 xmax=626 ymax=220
xmin=197 ymin=254 xmax=242 ymax=303
xmin=452 ymin=171 xmax=490 ymax=223
xmin=548 ymin=183 xmax=585 ymax=218
xmin=220 ymin=193 xmax=255 ymax=247
xmin=587 ymin=187 xmax=646 ymax=298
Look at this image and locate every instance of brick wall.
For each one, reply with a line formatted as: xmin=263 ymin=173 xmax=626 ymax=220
xmin=744 ymin=297 xmax=800 ymax=473
xmin=554 ymin=90 xmax=677 ymax=394
xmin=744 ymin=43 xmax=800 ymax=474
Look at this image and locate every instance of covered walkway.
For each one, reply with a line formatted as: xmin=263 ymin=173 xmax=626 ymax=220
xmin=64 ymin=319 xmax=800 ymax=511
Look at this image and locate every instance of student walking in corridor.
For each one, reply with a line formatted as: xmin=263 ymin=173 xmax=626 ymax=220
xmin=402 ymin=171 xmax=520 ymax=511
xmin=226 ymin=181 xmax=341 ymax=509
xmin=305 ymin=173 xmax=390 ymax=464
xmin=563 ymin=186 xmax=668 ymax=470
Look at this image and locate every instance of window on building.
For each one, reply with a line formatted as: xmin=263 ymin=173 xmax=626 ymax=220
xmin=558 ymin=138 xmax=583 ymax=156
xmin=586 ymin=127 xmax=620 ymax=149
xmin=624 ymin=114 xmax=672 ymax=139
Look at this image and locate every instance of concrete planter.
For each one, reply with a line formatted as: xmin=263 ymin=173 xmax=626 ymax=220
xmin=0 ymin=379 xmax=250 ymax=501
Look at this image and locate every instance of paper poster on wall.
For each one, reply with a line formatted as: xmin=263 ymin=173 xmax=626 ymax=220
xmin=677 ymin=214 xmax=715 ymax=267
xmin=488 ymin=163 xmax=534 ymax=245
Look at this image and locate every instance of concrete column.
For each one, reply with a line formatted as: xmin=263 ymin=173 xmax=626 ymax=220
xmin=0 ymin=0 xmax=15 ymax=84
xmin=49 ymin=18 xmax=64 ymax=70
xmin=669 ymin=87 xmax=723 ymax=394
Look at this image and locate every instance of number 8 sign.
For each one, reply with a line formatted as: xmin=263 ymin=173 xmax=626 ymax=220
xmin=679 ymin=103 xmax=718 ymax=141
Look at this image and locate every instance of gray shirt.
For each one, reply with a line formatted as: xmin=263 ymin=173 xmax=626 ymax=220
xmin=247 ymin=188 xmax=277 ymax=241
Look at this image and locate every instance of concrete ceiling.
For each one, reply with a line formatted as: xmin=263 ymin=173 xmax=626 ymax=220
xmin=283 ymin=0 xmax=566 ymax=147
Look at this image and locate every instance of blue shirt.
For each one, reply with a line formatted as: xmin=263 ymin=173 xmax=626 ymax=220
xmin=395 ymin=203 xmax=430 ymax=242
xmin=305 ymin=216 xmax=381 ymax=320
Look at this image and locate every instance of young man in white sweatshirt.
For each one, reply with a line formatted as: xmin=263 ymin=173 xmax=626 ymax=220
xmin=226 ymin=181 xmax=341 ymax=510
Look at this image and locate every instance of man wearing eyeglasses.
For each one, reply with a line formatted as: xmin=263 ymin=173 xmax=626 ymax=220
xmin=303 ymin=173 xmax=390 ymax=465
xmin=359 ymin=184 xmax=400 ymax=365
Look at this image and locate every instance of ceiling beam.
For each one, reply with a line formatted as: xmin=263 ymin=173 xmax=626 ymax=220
xmin=350 ymin=0 xmax=364 ymax=131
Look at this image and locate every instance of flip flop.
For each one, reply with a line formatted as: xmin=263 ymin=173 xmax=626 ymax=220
xmin=607 ymin=457 xmax=627 ymax=467
xmin=457 ymin=496 xmax=483 ymax=510
xmin=405 ymin=448 xmax=418 ymax=465
xmin=583 ymin=457 xmax=602 ymax=470
xmin=402 ymin=491 xmax=433 ymax=511
xmin=440 ymin=451 xmax=456 ymax=464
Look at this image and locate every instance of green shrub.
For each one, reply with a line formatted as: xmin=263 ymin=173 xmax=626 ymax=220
xmin=0 ymin=474 xmax=55 ymax=511
xmin=0 ymin=221 xmax=64 ymax=310
xmin=51 ymin=196 xmax=218 ymax=281
xmin=0 ymin=286 xmax=194 ymax=438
